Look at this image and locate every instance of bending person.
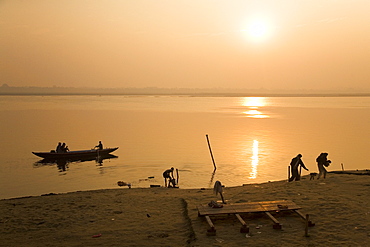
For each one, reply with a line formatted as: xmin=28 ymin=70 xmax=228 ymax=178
xmin=289 ymin=154 xmax=309 ymax=182
xmin=162 ymin=167 xmax=174 ymax=187
xmin=317 ymin=153 xmax=330 ymax=179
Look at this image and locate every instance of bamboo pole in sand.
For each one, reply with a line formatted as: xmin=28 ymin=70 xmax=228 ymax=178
xmin=206 ymin=134 xmax=217 ymax=170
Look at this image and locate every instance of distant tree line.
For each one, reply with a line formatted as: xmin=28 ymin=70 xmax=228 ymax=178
xmin=0 ymin=84 xmax=369 ymax=97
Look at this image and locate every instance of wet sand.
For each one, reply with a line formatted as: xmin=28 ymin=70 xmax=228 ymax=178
xmin=1 ymin=172 xmax=369 ymax=246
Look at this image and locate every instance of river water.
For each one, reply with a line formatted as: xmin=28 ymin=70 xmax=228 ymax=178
xmin=0 ymin=95 xmax=369 ymax=199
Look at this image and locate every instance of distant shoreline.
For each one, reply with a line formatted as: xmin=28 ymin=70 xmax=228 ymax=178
xmin=1 ymin=94 xmax=370 ymax=97
xmin=1 ymin=85 xmax=369 ymax=97
xmin=1 ymin=92 xmax=370 ymax=97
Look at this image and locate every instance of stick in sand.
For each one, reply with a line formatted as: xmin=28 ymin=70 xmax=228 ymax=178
xmin=206 ymin=134 xmax=217 ymax=170
xmin=305 ymin=214 xmax=310 ymax=237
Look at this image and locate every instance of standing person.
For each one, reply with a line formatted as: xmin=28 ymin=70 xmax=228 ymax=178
xmin=289 ymin=154 xmax=309 ymax=182
xmin=317 ymin=153 xmax=330 ymax=179
xmin=95 ymin=141 xmax=103 ymax=150
xmin=162 ymin=167 xmax=174 ymax=187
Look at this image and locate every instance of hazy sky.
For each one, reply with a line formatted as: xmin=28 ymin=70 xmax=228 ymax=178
xmin=1 ymin=0 xmax=369 ymax=90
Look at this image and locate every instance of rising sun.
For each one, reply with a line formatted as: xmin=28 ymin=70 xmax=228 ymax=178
xmin=242 ymin=17 xmax=274 ymax=42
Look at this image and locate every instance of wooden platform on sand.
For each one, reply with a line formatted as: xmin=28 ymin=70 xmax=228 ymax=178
xmin=197 ymin=200 xmax=314 ymax=235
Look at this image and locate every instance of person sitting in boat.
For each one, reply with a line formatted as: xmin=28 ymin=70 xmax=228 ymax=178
xmin=95 ymin=141 xmax=103 ymax=150
xmin=56 ymin=142 xmax=62 ymax=153
xmin=60 ymin=143 xmax=67 ymax=153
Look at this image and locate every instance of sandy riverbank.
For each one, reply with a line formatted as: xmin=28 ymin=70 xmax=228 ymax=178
xmin=1 ymin=172 xmax=369 ymax=246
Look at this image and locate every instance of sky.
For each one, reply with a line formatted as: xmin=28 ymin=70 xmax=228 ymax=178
xmin=1 ymin=0 xmax=370 ymax=91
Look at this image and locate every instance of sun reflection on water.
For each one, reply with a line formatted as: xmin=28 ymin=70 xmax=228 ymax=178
xmin=249 ymin=140 xmax=259 ymax=179
xmin=242 ymin=97 xmax=269 ymax=118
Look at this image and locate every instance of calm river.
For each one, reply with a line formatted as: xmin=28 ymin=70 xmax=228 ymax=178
xmin=0 ymin=95 xmax=369 ymax=199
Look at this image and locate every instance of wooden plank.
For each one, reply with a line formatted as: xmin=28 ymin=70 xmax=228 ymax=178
xmin=259 ymin=200 xmax=301 ymax=212
xmin=197 ymin=204 xmax=237 ymax=216
xmin=265 ymin=212 xmax=282 ymax=229
xmin=205 ymin=216 xmax=216 ymax=235
xmin=293 ymin=210 xmax=315 ymax=227
xmin=230 ymin=202 xmax=265 ymax=213
xmin=198 ymin=200 xmax=313 ymax=234
xmin=197 ymin=200 xmax=297 ymax=216
xmin=235 ymin=214 xmax=249 ymax=233
xmin=265 ymin=212 xmax=280 ymax=224
xmin=294 ymin=209 xmax=306 ymax=219
xmin=199 ymin=201 xmax=290 ymax=217
xmin=235 ymin=213 xmax=247 ymax=226
xmin=205 ymin=216 xmax=215 ymax=228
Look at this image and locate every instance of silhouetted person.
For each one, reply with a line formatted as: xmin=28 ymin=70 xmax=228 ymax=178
xmin=289 ymin=154 xmax=309 ymax=182
xmin=56 ymin=142 xmax=62 ymax=153
xmin=317 ymin=153 xmax=330 ymax=179
xmin=95 ymin=141 xmax=103 ymax=150
xmin=60 ymin=143 xmax=67 ymax=153
xmin=163 ymin=167 xmax=174 ymax=187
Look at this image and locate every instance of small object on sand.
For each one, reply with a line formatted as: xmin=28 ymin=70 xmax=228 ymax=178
xmin=92 ymin=234 xmax=102 ymax=238
xmin=117 ymin=181 xmax=127 ymax=187
xmin=147 ymin=214 xmax=151 ymax=218
xmin=208 ymin=200 xmax=223 ymax=208
xmin=277 ymin=204 xmax=289 ymax=209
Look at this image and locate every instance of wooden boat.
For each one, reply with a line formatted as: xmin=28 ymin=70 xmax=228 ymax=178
xmin=32 ymin=147 xmax=119 ymax=159
xmin=33 ymin=154 xmax=118 ymax=172
xmin=34 ymin=154 xmax=118 ymax=165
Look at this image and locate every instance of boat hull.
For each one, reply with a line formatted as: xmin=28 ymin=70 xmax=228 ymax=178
xmin=32 ymin=147 xmax=119 ymax=159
